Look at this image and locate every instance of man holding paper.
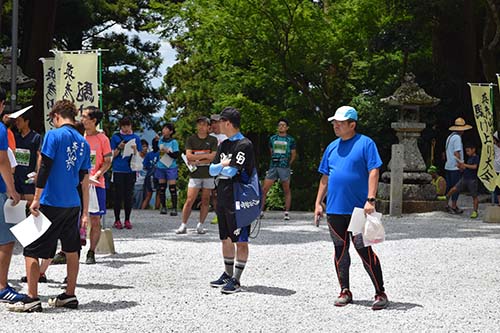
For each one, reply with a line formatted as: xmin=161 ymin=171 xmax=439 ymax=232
xmin=314 ymin=106 xmax=388 ymax=310
xmin=0 ymin=86 xmax=24 ymax=304
xmin=8 ymin=100 xmax=91 ymax=313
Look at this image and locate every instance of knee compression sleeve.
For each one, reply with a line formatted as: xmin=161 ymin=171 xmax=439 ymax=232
xmin=169 ymin=184 xmax=177 ymax=209
xmin=159 ymin=183 xmax=167 ymax=208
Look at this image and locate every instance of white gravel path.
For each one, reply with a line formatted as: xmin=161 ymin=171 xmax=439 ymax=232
xmin=1 ymin=197 xmax=499 ymax=332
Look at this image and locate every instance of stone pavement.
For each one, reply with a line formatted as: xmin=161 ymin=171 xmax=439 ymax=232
xmin=0 ymin=196 xmax=499 ymax=332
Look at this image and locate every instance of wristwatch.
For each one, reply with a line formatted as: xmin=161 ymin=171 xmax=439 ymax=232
xmin=367 ymin=197 xmax=376 ymax=203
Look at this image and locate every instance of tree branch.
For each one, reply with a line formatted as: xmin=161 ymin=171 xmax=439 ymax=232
xmin=486 ymin=0 xmax=500 ymax=50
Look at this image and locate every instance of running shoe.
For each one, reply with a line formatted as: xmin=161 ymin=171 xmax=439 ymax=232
xmin=221 ymin=277 xmax=241 ymax=294
xmin=170 ymin=210 xmax=178 ymax=216
xmin=48 ymin=293 xmax=79 ymax=309
xmin=210 ymin=216 xmax=218 ymax=224
xmin=196 ymin=224 xmax=206 ymax=234
xmin=113 ymin=220 xmax=123 ymax=229
xmin=284 ymin=212 xmax=290 ymax=221
xmin=453 ymin=207 xmax=464 ymax=214
xmin=6 ymin=296 xmax=42 ymax=312
xmin=20 ymin=273 xmax=47 ymax=283
xmin=372 ymin=292 xmax=389 ymax=310
xmin=175 ymin=224 xmax=187 ymax=234
xmin=86 ymin=250 xmax=96 ymax=265
xmin=0 ymin=285 xmax=26 ymax=304
xmin=210 ymin=272 xmax=231 ymax=288
xmin=470 ymin=210 xmax=478 ymax=219
xmin=259 ymin=212 xmax=264 ymax=219
xmin=52 ymin=251 xmax=67 ymax=265
xmin=334 ymin=288 xmax=353 ymax=307
xmin=160 ymin=207 xmax=168 ymax=215
xmin=124 ymin=220 xmax=133 ymax=229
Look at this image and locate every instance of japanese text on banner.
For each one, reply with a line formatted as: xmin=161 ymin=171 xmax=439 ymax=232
xmin=469 ymin=84 xmax=500 ymax=191
xmin=42 ymin=58 xmax=56 ymax=132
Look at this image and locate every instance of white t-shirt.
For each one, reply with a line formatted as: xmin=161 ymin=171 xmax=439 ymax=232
xmin=210 ymin=133 xmax=227 ymax=146
xmin=445 ymin=133 xmax=463 ymax=171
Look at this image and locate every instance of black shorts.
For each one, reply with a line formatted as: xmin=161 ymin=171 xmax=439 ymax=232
xmin=14 ymin=174 xmax=35 ymax=195
xmin=23 ymin=205 xmax=81 ymax=259
xmin=216 ymin=205 xmax=250 ymax=243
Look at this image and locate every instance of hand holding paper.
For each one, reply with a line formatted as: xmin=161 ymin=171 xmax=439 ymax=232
xmin=122 ymin=140 xmax=136 ymax=157
xmin=10 ymin=212 xmax=52 ymax=247
xmin=4 ymin=199 xmax=28 ymax=224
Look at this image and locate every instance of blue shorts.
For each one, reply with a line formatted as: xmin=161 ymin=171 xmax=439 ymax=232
xmin=90 ymin=186 xmax=107 ymax=216
xmin=155 ymin=167 xmax=178 ymax=181
xmin=265 ymin=167 xmax=291 ymax=182
xmin=0 ymin=193 xmax=16 ymax=245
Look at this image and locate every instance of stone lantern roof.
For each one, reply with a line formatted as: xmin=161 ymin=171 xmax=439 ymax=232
xmin=380 ymin=72 xmax=440 ymax=107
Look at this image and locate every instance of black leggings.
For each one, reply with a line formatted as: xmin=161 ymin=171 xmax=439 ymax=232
xmin=113 ymin=172 xmax=136 ymax=221
xmin=327 ymin=214 xmax=384 ymax=294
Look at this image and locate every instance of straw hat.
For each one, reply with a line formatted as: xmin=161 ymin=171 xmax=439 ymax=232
xmin=449 ymin=117 xmax=472 ymax=131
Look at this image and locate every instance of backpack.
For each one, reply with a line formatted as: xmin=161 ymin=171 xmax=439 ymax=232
xmin=232 ymin=168 xmax=262 ymax=229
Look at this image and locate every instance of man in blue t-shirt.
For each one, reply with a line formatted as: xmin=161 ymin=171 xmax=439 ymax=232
xmin=314 ymin=106 xmax=388 ymax=311
xmin=0 ymin=87 xmax=24 ymax=305
xmin=8 ymin=100 xmax=91 ymax=313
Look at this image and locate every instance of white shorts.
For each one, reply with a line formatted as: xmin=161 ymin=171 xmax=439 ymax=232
xmin=188 ymin=178 xmax=215 ymax=189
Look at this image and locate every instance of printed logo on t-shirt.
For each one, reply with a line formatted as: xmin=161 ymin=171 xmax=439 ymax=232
xmin=90 ymin=150 xmax=97 ymax=169
xmin=15 ymin=148 xmax=30 ymax=166
xmin=66 ymin=141 xmax=86 ymax=170
xmin=273 ymin=140 xmax=288 ymax=154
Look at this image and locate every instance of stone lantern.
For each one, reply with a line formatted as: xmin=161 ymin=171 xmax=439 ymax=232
xmin=377 ymin=73 xmax=447 ymax=213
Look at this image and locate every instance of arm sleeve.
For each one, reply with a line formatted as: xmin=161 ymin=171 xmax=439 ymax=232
xmin=36 ymin=153 xmax=54 ymax=188
xmin=167 ymin=151 xmax=179 ymax=159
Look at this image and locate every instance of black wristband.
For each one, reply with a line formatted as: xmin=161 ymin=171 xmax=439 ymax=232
xmin=367 ymin=197 xmax=376 ymax=203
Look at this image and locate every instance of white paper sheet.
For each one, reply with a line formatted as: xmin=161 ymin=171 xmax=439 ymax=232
xmin=161 ymin=152 xmax=174 ymax=168
xmin=10 ymin=212 xmax=52 ymax=247
xmin=4 ymin=199 xmax=28 ymax=224
xmin=7 ymin=105 xmax=33 ymax=119
xmin=348 ymin=207 xmax=382 ymax=235
xmin=122 ymin=140 xmax=136 ymax=157
xmin=181 ymin=153 xmax=196 ymax=172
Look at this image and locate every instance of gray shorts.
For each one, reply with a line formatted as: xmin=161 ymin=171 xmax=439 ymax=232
xmin=188 ymin=178 xmax=215 ymax=189
xmin=0 ymin=193 xmax=16 ymax=245
xmin=455 ymin=178 xmax=478 ymax=196
xmin=265 ymin=167 xmax=291 ymax=182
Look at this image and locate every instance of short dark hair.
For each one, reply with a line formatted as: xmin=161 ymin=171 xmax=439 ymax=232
xmin=119 ymin=117 xmax=132 ymax=127
xmin=278 ymin=118 xmax=289 ymax=126
xmin=19 ymin=109 xmax=33 ymax=122
xmin=49 ymin=100 xmax=78 ymax=121
xmin=84 ymin=106 xmax=103 ymax=124
xmin=464 ymin=142 xmax=476 ymax=149
xmin=163 ymin=122 xmax=176 ymax=135
xmin=141 ymin=139 xmax=149 ymax=146
xmin=74 ymin=121 xmax=85 ymax=135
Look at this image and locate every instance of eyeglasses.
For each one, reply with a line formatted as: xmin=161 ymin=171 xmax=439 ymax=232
xmin=278 ymin=123 xmax=288 ymax=127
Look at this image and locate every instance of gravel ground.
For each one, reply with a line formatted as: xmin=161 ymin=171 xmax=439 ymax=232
xmin=1 ymin=196 xmax=499 ymax=332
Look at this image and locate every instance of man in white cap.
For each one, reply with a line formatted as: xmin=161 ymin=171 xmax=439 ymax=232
xmin=314 ymin=105 xmax=388 ymax=310
xmin=444 ymin=117 xmax=472 ymax=213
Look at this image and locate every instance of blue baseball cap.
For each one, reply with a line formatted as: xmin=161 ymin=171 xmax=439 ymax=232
xmin=328 ymin=106 xmax=358 ymax=122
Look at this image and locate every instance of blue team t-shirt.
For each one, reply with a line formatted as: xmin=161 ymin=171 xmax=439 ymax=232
xmin=0 ymin=123 xmax=8 ymax=193
xmin=110 ymin=132 xmax=142 ymax=173
xmin=318 ymin=133 xmax=382 ymax=214
xmin=156 ymin=137 xmax=179 ymax=169
xmin=143 ymin=151 xmax=159 ymax=170
xmin=40 ymin=124 xmax=91 ymax=207
xmin=463 ymin=155 xmax=480 ymax=180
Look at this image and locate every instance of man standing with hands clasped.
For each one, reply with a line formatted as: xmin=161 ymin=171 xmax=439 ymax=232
xmin=314 ymin=106 xmax=388 ymax=310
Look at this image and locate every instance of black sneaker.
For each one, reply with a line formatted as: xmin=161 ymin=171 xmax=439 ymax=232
xmin=210 ymin=272 xmax=231 ymax=288
xmin=170 ymin=210 xmax=178 ymax=216
xmin=160 ymin=207 xmax=168 ymax=215
xmin=85 ymin=250 xmax=96 ymax=265
xmin=48 ymin=293 xmax=79 ymax=309
xmin=52 ymin=251 xmax=66 ymax=265
xmin=221 ymin=277 xmax=241 ymax=294
xmin=20 ymin=274 xmax=47 ymax=283
xmin=7 ymin=296 xmax=42 ymax=312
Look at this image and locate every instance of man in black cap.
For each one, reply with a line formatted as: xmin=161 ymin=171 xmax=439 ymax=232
xmin=209 ymin=107 xmax=256 ymax=294
xmin=176 ymin=116 xmax=218 ymax=234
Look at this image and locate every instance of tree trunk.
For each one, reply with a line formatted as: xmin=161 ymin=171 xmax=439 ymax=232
xmin=19 ymin=0 xmax=58 ymax=133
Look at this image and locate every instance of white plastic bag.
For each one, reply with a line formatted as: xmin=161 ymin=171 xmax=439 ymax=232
xmin=130 ymin=153 xmax=143 ymax=172
xmin=89 ymin=184 xmax=100 ymax=213
xmin=362 ymin=213 xmax=385 ymax=247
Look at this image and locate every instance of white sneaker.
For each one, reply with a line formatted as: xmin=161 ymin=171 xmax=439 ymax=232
xmin=175 ymin=225 xmax=187 ymax=234
xmin=196 ymin=224 xmax=206 ymax=234
xmin=284 ymin=212 xmax=290 ymax=221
